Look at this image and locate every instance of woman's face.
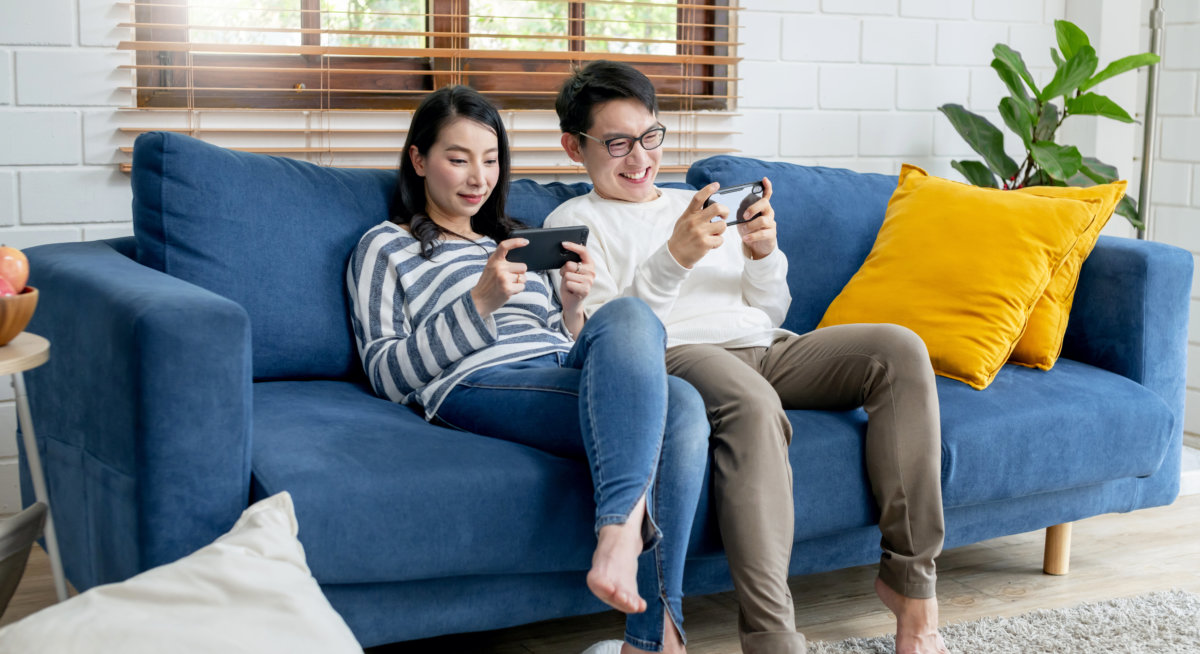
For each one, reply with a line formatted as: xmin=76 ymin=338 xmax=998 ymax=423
xmin=410 ymin=117 xmax=501 ymax=224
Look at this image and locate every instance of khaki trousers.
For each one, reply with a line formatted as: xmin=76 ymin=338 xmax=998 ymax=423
xmin=665 ymin=323 xmax=945 ymax=654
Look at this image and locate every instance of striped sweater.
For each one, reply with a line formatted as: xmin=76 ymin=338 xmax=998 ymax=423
xmin=347 ymin=221 xmax=573 ymax=418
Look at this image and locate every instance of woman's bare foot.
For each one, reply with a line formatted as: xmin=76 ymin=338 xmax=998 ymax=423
xmin=874 ymin=577 xmax=951 ymax=654
xmin=619 ymin=613 xmax=686 ymax=654
xmin=587 ymin=496 xmax=648 ymax=614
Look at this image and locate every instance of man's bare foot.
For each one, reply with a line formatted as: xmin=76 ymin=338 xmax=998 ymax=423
xmin=619 ymin=613 xmax=686 ymax=654
xmin=587 ymin=496 xmax=648 ymax=614
xmin=874 ymin=577 xmax=951 ymax=654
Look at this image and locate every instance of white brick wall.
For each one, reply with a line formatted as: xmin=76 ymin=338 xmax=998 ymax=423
xmin=0 ymin=0 xmax=1190 ymax=514
xmin=1143 ymin=0 xmax=1200 ymax=444
xmin=0 ymin=0 xmax=136 ymax=515
xmin=0 ymin=0 xmax=74 ymax=46
xmin=0 ymin=172 xmax=14 ymax=226
xmin=0 ymin=50 xmax=11 ymax=105
xmin=862 ymin=19 xmax=936 ymax=65
xmin=781 ymin=15 xmax=860 ymax=63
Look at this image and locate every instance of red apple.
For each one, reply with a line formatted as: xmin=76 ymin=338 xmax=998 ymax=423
xmin=0 ymin=276 xmax=15 ymax=297
xmin=0 ymin=246 xmax=28 ymax=293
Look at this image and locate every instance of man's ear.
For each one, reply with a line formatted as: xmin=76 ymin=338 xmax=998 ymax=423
xmin=409 ymin=144 xmax=426 ymax=176
xmin=560 ymin=132 xmax=585 ymax=164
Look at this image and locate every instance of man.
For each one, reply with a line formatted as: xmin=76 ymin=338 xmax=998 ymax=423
xmin=545 ymin=61 xmax=950 ymax=654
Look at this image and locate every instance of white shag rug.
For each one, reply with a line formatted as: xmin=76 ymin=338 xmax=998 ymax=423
xmin=809 ymin=590 xmax=1200 ymax=654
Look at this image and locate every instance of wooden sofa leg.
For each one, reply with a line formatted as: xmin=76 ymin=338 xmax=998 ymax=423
xmin=1043 ymin=523 xmax=1072 ymax=575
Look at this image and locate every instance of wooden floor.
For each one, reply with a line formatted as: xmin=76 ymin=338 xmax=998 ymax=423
xmin=4 ymin=495 xmax=1199 ymax=653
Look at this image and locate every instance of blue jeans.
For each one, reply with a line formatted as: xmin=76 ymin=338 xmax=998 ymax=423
xmin=436 ymin=298 xmax=709 ymax=651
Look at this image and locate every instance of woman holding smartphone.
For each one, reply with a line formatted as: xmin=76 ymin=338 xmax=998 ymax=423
xmin=346 ymin=85 xmax=706 ymax=654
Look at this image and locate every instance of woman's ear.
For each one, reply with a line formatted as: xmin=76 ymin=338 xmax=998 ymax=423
xmin=409 ymin=144 xmax=426 ymax=177
xmin=560 ymin=132 xmax=585 ymax=164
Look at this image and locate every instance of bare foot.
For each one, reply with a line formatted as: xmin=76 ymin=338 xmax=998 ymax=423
xmin=587 ymin=496 xmax=648 ymax=614
xmin=619 ymin=613 xmax=686 ymax=654
xmin=874 ymin=577 xmax=951 ymax=654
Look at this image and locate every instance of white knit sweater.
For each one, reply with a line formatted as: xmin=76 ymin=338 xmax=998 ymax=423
xmin=545 ymin=188 xmax=792 ymax=349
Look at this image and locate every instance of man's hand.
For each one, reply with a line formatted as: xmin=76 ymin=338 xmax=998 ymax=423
xmin=737 ymin=177 xmax=777 ymax=260
xmin=668 ymin=182 xmax=727 ymax=269
xmin=558 ymin=241 xmax=596 ymax=338
xmin=471 ymin=238 xmax=529 ymax=318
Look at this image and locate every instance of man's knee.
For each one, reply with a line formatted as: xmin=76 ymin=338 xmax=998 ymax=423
xmin=715 ymin=390 xmax=792 ymax=450
xmin=865 ymin=324 xmax=934 ymax=384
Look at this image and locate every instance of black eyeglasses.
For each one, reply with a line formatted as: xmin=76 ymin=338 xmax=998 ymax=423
xmin=578 ymin=125 xmax=667 ymax=158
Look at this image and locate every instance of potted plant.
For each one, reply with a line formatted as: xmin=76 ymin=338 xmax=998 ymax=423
xmin=939 ymin=19 xmax=1159 ymax=227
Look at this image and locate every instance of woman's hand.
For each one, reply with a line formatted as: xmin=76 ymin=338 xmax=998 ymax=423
xmin=738 ymin=177 xmax=777 ymax=260
xmin=471 ymin=237 xmax=529 ymax=318
xmin=559 ymin=241 xmax=596 ymax=338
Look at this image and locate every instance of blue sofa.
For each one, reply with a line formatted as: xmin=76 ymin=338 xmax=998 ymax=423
xmin=20 ymin=132 xmax=1191 ymax=647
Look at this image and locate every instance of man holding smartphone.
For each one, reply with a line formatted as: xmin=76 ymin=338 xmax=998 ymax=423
xmin=545 ymin=61 xmax=949 ymax=654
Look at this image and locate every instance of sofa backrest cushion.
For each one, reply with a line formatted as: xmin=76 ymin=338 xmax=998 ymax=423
xmin=687 ymin=156 xmax=898 ymax=334
xmin=504 ymin=178 xmax=696 ymax=228
xmin=506 ymin=179 xmax=595 ymax=227
xmin=132 ymin=132 xmax=395 ymax=380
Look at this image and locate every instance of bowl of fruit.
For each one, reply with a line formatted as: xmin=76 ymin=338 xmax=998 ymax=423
xmin=0 ymin=245 xmax=35 ymax=347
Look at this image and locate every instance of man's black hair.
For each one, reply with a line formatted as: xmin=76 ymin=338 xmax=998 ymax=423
xmin=555 ymin=60 xmax=658 ymax=138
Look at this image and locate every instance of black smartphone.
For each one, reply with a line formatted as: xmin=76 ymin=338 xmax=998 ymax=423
xmin=506 ymin=225 xmax=590 ymax=271
xmin=703 ymin=181 xmax=765 ymax=225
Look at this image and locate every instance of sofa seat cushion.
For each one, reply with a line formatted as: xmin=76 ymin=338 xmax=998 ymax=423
xmin=777 ymin=358 xmax=1174 ymax=542
xmin=250 ymin=361 xmax=1172 ymax=582
xmin=250 ymin=380 xmax=603 ymax=585
xmin=938 ymin=359 xmax=1174 ymax=507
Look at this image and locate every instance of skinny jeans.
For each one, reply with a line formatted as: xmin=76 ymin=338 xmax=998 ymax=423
xmin=436 ymin=297 xmax=710 ymax=652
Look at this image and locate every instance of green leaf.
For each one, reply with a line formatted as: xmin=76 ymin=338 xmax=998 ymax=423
xmin=991 ymin=58 xmax=1036 ymax=116
xmin=951 ymin=160 xmax=998 ymax=188
xmin=938 ymin=103 xmax=1020 ymax=180
xmin=1050 ymin=48 xmax=1065 ymax=68
xmin=1115 ymin=195 xmax=1143 ymax=229
xmin=993 ymin=44 xmax=1040 ymax=97
xmin=1055 ymin=19 xmax=1090 ymax=60
xmin=1065 ymin=92 xmax=1135 ymax=123
xmin=1080 ymin=157 xmax=1118 ymax=183
xmin=1079 ymin=53 xmax=1162 ymax=92
xmin=1040 ymin=45 xmax=1099 ymax=101
xmin=1027 ymin=169 xmax=1068 ymax=187
xmin=1035 ymin=102 xmax=1060 ymax=141
xmin=1030 ymin=141 xmax=1083 ymax=181
xmin=999 ymin=96 xmax=1034 ymax=148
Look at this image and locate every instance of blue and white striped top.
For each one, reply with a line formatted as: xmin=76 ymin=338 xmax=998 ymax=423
xmin=347 ymin=221 xmax=573 ymax=419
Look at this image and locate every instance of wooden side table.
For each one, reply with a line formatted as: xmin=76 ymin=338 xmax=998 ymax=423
xmin=0 ymin=332 xmax=66 ymax=602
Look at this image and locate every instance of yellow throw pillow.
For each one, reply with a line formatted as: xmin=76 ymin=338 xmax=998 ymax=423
xmin=1009 ymin=182 xmax=1126 ymax=369
xmin=817 ymin=165 xmax=1104 ymax=390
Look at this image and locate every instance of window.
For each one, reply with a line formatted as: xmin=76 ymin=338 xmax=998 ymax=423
xmin=124 ymin=0 xmax=734 ymax=110
xmin=117 ymin=1 xmax=740 ymax=173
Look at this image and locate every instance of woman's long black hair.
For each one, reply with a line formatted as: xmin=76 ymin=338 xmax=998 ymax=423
xmin=392 ymin=85 xmax=524 ymax=259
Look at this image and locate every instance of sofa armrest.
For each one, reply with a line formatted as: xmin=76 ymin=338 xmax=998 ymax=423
xmin=21 ymin=238 xmax=253 ymax=590
xmin=1062 ymin=235 xmax=1192 ymax=418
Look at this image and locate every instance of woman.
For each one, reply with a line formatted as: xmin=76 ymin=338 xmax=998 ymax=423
xmin=346 ymin=85 xmax=707 ymax=654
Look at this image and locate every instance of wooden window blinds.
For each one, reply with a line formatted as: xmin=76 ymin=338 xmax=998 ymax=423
xmin=115 ymin=1 xmax=742 ymax=174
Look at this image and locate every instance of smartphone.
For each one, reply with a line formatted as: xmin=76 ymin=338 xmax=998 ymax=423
xmin=703 ymin=181 xmax=765 ymax=225
xmin=506 ymin=225 xmax=590 ymax=271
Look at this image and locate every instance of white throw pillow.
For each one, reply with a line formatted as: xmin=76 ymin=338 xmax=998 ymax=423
xmin=0 ymin=492 xmax=361 ymax=653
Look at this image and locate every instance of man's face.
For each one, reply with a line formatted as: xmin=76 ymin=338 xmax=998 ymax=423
xmin=563 ymin=98 xmax=663 ymax=203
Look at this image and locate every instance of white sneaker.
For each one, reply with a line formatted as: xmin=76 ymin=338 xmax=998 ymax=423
xmin=581 ymin=640 xmax=624 ymax=654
